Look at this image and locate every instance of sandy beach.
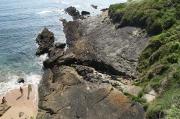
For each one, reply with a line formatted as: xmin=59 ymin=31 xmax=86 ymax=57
xmin=0 ymin=85 xmax=38 ymax=119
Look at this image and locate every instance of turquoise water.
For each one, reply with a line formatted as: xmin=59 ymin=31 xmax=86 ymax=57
xmin=0 ymin=0 xmax=126 ymax=93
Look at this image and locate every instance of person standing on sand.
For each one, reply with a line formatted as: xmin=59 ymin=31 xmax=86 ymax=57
xmin=20 ymin=86 xmax=23 ymax=96
xmin=27 ymin=84 xmax=32 ymax=100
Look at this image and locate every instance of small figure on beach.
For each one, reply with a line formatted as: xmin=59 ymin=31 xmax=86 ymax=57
xmin=27 ymin=84 xmax=32 ymax=100
xmin=20 ymin=87 xmax=23 ymax=96
xmin=1 ymin=97 xmax=7 ymax=104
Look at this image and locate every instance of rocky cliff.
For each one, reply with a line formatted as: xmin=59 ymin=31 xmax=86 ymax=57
xmin=36 ymin=10 xmax=149 ymax=119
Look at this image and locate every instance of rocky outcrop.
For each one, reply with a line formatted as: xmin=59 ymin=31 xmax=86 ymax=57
xmin=36 ymin=28 xmax=55 ymax=56
xmin=65 ymin=6 xmax=81 ymax=20
xmin=36 ymin=10 xmax=148 ymax=119
xmin=63 ymin=11 xmax=149 ymax=78
xmin=91 ymin=5 xmax=98 ymax=9
xmin=65 ymin=7 xmax=91 ymax=20
xmin=81 ymin=11 xmax=90 ymax=16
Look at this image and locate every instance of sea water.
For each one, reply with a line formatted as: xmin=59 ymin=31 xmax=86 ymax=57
xmin=0 ymin=0 xmax=126 ymax=94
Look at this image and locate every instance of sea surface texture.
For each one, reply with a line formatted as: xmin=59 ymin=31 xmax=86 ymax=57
xmin=0 ymin=0 xmax=125 ymax=94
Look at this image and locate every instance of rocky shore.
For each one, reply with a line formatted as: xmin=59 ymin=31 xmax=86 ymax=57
xmin=36 ymin=9 xmax=149 ymax=119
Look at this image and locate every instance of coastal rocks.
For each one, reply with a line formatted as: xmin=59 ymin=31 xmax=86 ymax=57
xmin=61 ymin=20 xmax=80 ymax=46
xmin=81 ymin=11 xmax=90 ymax=16
xmin=37 ymin=66 xmax=145 ymax=119
xmin=36 ymin=8 xmax=147 ymax=119
xmin=91 ymin=4 xmax=98 ymax=9
xmin=36 ymin=28 xmax=55 ymax=56
xmin=54 ymin=43 xmax=66 ymax=49
xmin=35 ymin=28 xmax=66 ymax=68
xmin=17 ymin=78 xmax=25 ymax=83
xmin=65 ymin=6 xmax=91 ymax=20
xmin=63 ymin=11 xmax=149 ymax=78
xmin=65 ymin=6 xmax=81 ymax=20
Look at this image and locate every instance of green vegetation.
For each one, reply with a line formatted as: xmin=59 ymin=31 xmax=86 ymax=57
xmin=109 ymin=0 xmax=180 ymax=118
xmin=109 ymin=0 xmax=179 ymax=35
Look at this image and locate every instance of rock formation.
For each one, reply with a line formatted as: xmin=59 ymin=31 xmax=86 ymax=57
xmin=36 ymin=10 xmax=148 ymax=119
xmin=36 ymin=28 xmax=55 ymax=56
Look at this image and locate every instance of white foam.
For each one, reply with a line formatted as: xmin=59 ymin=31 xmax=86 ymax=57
xmin=61 ymin=0 xmax=70 ymax=5
xmin=50 ymin=0 xmax=69 ymax=4
xmin=37 ymin=53 xmax=48 ymax=66
xmin=37 ymin=9 xmax=64 ymax=16
xmin=0 ymin=74 xmax=41 ymax=95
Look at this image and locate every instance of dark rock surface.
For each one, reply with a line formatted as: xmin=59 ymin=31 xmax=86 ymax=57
xmin=81 ymin=11 xmax=90 ymax=16
xmin=65 ymin=6 xmax=81 ymax=20
xmin=17 ymin=78 xmax=25 ymax=83
xmin=91 ymin=4 xmax=98 ymax=9
xmin=63 ymin=12 xmax=149 ymax=78
xmin=36 ymin=28 xmax=55 ymax=56
xmin=36 ymin=11 xmax=148 ymax=119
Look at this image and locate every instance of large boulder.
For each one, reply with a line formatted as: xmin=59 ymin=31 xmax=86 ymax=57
xmin=36 ymin=28 xmax=55 ymax=56
xmin=81 ymin=11 xmax=90 ymax=16
xmin=17 ymin=78 xmax=25 ymax=83
xmin=65 ymin=6 xmax=81 ymax=20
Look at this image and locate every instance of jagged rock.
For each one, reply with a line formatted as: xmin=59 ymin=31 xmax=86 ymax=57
xmin=17 ymin=78 xmax=25 ymax=83
xmin=101 ymin=8 xmax=108 ymax=12
xmin=62 ymin=20 xmax=80 ymax=46
xmin=91 ymin=4 xmax=98 ymax=9
xmin=36 ymin=28 xmax=55 ymax=56
xmin=36 ymin=9 xmax=147 ymax=119
xmin=65 ymin=6 xmax=81 ymax=20
xmin=81 ymin=11 xmax=90 ymax=16
xmin=63 ymin=12 xmax=149 ymax=78
xmin=54 ymin=43 xmax=66 ymax=49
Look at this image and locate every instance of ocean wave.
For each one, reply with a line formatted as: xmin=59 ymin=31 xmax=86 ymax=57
xmin=0 ymin=73 xmax=41 ymax=95
xmin=37 ymin=53 xmax=48 ymax=66
xmin=50 ymin=0 xmax=70 ymax=4
xmin=37 ymin=9 xmax=64 ymax=16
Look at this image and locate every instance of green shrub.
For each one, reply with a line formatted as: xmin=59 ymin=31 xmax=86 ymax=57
xmin=166 ymin=54 xmax=178 ymax=64
xmin=109 ymin=0 xmax=178 ymax=35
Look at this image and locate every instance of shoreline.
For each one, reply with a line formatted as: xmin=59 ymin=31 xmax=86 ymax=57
xmin=0 ymin=84 xmax=38 ymax=119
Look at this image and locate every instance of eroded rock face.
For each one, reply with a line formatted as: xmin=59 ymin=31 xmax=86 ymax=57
xmin=63 ymin=12 xmax=149 ymax=78
xmin=36 ymin=11 xmax=147 ymax=119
